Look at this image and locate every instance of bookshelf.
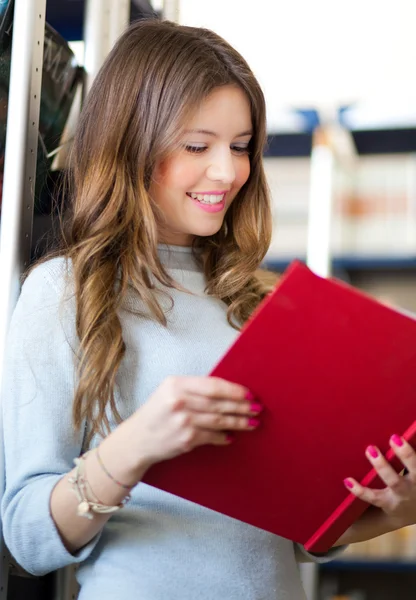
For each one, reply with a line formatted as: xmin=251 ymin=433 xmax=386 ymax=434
xmin=316 ymin=527 xmax=416 ymax=599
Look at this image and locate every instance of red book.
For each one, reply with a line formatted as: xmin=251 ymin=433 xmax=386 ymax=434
xmin=143 ymin=260 xmax=416 ymax=552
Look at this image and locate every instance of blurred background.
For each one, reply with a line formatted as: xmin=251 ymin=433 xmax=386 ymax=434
xmin=1 ymin=1 xmax=416 ymax=599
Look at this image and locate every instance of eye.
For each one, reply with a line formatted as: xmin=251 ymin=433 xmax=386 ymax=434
xmin=185 ymin=144 xmax=207 ymax=154
xmin=231 ymin=144 xmax=250 ymax=155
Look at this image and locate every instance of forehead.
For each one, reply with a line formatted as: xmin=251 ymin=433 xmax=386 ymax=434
xmin=185 ymin=85 xmax=252 ymax=134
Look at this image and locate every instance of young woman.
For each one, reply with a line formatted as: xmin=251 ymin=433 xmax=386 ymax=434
xmin=2 ymin=19 xmax=416 ymax=600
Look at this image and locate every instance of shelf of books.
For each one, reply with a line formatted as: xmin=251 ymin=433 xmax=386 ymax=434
xmin=264 ymin=150 xmax=416 ymax=275
xmin=314 ymin=526 xmax=416 ymax=600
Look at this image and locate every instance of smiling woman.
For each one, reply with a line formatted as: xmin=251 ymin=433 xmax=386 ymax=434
xmin=1 ymin=18 xmax=344 ymax=600
xmin=151 ymin=85 xmax=252 ymax=244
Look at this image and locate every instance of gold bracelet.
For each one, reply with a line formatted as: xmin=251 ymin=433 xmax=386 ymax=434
xmin=96 ymin=446 xmax=134 ymax=491
xmin=68 ymin=454 xmax=130 ymax=520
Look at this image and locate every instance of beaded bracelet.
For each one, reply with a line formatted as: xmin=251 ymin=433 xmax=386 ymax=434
xmin=68 ymin=454 xmax=130 ymax=520
xmin=95 ymin=446 xmax=134 ymax=491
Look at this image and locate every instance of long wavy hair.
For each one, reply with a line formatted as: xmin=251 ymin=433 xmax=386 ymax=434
xmin=60 ymin=19 xmax=273 ymax=444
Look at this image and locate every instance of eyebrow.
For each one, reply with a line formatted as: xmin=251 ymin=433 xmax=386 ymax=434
xmin=185 ymin=129 xmax=253 ymax=137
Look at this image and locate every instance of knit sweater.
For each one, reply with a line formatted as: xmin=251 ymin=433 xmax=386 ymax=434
xmin=1 ymin=245 xmax=342 ymax=600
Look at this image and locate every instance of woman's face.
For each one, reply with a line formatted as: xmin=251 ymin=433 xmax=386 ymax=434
xmin=149 ymin=85 xmax=252 ymax=246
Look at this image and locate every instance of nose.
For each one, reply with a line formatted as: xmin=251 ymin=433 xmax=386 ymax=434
xmin=206 ymin=149 xmax=236 ymax=185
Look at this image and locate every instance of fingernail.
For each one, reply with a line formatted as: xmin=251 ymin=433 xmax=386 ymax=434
xmin=248 ymin=417 xmax=260 ymax=428
xmin=366 ymin=445 xmax=379 ymax=458
xmin=226 ymin=434 xmax=234 ymax=443
xmin=344 ymin=478 xmax=354 ymax=489
xmin=391 ymin=434 xmax=404 ymax=447
xmin=250 ymin=402 xmax=263 ymax=414
xmin=245 ymin=390 xmax=255 ymax=401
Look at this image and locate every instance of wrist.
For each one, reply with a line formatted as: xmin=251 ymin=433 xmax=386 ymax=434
xmin=334 ymin=507 xmax=402 ymax=547
xmin=387 ymin=512 xmax=413 ymax=531
xmin=105 ymin=414 xmax=156 ymax=482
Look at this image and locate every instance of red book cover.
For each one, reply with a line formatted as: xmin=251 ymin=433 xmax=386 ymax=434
xmin=143 ymin=260 xmax=416 ymax=552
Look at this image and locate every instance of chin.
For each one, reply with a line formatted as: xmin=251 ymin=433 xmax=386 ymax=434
xmin=193 ymin=224 xmax=223 ymax=238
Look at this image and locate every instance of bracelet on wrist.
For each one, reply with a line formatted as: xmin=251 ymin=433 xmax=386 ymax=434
xmin=95 ymin=446 xmax=135 ymax=491
xmin=68 ymin=452 xmax=131 ymax=520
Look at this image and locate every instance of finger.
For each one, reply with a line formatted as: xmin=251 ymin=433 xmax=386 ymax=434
xmin=389 ymin=434 xmax=416 ymax=481
xmin=364 ymin=445 xmax=407 ymax=494
xmin=191 ymin=412 xmax=260 ymax=432
xmin=183 ymin=394 xmax=262 ymax=416
xmin=175 ymin=375 xmax=254 ymax=401
xmin=177 ymin=428 xmax=233 ymax=453
xmin=343 ymin=477 xmax=385 ymax=507
xmin=198 ymin=429 xmax=235 ymax=447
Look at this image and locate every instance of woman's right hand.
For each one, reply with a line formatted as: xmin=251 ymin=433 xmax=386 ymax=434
xmin=127 ymin=375 xmax=262 ymax=471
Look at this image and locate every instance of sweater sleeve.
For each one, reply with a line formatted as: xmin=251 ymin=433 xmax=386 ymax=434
xmin=1 ymin=259 xmax=101 ymax=576
xmin=294 ymin=542 xmax=347 ymax=563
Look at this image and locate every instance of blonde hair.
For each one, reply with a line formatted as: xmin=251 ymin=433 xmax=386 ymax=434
xmin=60 ymin=19 xmax=273 ymax=444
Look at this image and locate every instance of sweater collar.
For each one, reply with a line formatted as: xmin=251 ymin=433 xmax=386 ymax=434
xmin=157 ymin=244 xmax=202 ymax=273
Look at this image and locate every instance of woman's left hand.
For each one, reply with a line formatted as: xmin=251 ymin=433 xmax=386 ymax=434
xmin=333 ymin=434 xmax=416 ymax=547
xmin=343 ymin=434 xmax=416 ymax=528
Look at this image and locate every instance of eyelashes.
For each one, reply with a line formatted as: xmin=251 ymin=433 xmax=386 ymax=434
xmin=184 ymin=144 xmax=250 ymax=155
xmin=184 ymin=145 xmax=206 ymax=154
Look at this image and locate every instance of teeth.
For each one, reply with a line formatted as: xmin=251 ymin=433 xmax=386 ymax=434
xmin=189 ymin=193 xmax=225 ymax=204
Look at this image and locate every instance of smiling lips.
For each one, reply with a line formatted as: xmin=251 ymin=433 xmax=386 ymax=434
xmin=186 ymin=191 xmax=226 ymax=205
xmin=186 ymin=191 xmax=227 ymax=213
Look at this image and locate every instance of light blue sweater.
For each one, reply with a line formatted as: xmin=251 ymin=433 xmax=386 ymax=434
xmin=1 ymin=246 xmax=342 ymax=599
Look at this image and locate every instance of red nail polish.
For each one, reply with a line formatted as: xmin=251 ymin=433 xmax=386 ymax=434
xmin=366 ymin=445 xmax=379 ymax=458
xmin=250 ymin=403 xmax=263 ymax=414
xmin=245 ymin=390 xmax=255 ymax=401
xmin=248 ymin=417 xmax=260 ymax=428
xmin=226 ymin=434 xmax=234 ymax=443
xmin=391 ymin=434 xmax=404 ymax=447
xmin=344 ymin=478 xmax=354 ymax=489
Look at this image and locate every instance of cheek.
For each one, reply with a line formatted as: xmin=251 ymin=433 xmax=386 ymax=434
xmin=235 ymin=158 xmax=251 ymax=189
xmin=155 ymin=156 xmax=198 ymax=190
xmin=153 ymin=160 xmax=174 ymax=188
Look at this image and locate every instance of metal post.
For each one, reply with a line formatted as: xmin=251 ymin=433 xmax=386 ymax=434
xmin=300 ymin=562 xmax=319 ymax=600
xmin=53 ymin=565 xmax=80 ymax=600
xmin=83 ymin=0 xmax=130 ymax=97
xmin=0 ymin=0 xmax=46 ymax=596
xmin=83 ymin=0 xmax=111 ymax=95
xmin=109 ymin=0 xmax=130 ymax=48
xmin=162 ymin=0 xmax=180 ymax=21
xmin=306 ymin=126 xmax=334 ymax=278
